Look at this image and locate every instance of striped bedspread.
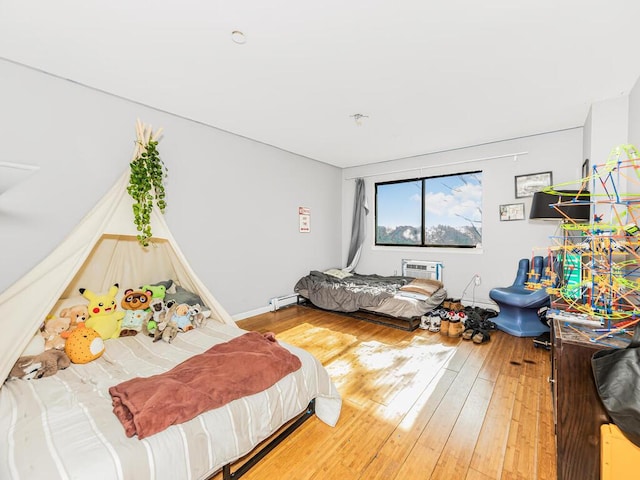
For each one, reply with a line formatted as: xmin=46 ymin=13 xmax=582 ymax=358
xmin=0 ymin=323 xmax=341 ymax=480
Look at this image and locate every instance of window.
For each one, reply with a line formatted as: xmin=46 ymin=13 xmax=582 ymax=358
xmin=375 ymin=171 xmax=482 ymax=248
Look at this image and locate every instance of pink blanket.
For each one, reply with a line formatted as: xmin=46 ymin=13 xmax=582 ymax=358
xmin=109 ymin=331 xmax=301 ymax=439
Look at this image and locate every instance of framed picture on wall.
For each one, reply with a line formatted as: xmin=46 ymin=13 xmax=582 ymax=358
xmin=515 ymin=171 xmax=552 ymax=198
xmin=499 ymin=203 xmax=525 ymax=221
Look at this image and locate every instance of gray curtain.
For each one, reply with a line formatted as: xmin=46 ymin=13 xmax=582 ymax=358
xmin=345 ymin=178 xmax=368 ymax=272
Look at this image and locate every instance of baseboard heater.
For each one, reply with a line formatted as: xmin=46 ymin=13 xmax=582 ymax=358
xmin=402 ymin=259 xmax=443 ymax=282
xmin=269 ymin=293 xmax=300 ymax=311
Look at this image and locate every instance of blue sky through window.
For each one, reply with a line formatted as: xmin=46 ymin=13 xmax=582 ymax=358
xmin=377 ymin=180 xmax=421 ymax=228
xmin=376 ymin=171 xmax=482 ymax=247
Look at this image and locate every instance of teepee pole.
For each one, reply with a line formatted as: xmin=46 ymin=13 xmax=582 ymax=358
xmin=132 ymin=119 xmax=163 ymax=161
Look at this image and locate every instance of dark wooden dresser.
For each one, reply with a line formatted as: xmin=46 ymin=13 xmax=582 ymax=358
xmin=551 ymin=318 xmax=628 ymax=480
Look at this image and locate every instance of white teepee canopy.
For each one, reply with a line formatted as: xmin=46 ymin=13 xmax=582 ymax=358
xmin=0 ymin=125 xmax=235 ymax=383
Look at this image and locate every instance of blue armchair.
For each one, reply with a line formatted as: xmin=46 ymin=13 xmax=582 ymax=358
xmin=489 ymin=256 xmax=551 ymax=337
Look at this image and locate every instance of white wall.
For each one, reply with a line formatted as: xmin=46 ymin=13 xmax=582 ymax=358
xmin=629 ymin=75 xmax=640 ymax=147
xmin=583 ymin=95 xmax=630 ymax=220
xmin=4 ymin=58 xmax=638 ymax=318
xmin=0 ymin=60 xmax=342 ymax=318
xmin=585 ymin=96 xmax=630 ymax=166
xmin=341 ymin=128 xmax=584 ymax=308
xmin=583 ymin=107 xmax=592 ymax=168
xmin=625 ymin=76 xmax=640 ymax=207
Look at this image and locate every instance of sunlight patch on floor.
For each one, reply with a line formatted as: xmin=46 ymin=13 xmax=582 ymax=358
xmin=325 ymin=336 xmax=456 ymax=407
xmin=278 ymin=321 xmax=458 ymax=428
xmin=277 ymin=323 xmax=358 ymax=364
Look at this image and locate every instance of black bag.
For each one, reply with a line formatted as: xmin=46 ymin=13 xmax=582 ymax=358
xmin=592 ymin=326 xmax=640 ymax=447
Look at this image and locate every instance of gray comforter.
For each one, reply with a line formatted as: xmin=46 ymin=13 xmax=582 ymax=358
xmin=294 ymin=271 xmax=414 ymax=313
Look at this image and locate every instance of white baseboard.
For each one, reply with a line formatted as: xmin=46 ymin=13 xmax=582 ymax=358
xmin=461 ymin=298 xmax=498 ymax=311
xmin=232 ymin=294 xmax=302 ymax=322
xmin=232 ymin=305 xmax=272 ymax=322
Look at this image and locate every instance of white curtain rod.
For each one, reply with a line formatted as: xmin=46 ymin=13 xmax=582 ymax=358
xmin=344 ymin=151 xmax=528 ymax=180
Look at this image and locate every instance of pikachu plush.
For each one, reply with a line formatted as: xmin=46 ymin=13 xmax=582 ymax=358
xmin=80 ymin=284 xmax=125 ymax=340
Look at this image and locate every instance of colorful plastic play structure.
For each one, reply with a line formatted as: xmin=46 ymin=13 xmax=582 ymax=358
xmin=534 ymin=144 xmax=640 ymax=327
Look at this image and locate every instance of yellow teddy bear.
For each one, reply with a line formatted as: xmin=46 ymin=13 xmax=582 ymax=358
xmin=80 ymin=284 xmax=125 ymax=340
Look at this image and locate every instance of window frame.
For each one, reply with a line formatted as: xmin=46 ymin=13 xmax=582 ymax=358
xmin=374 ymin=170 xmax=482 ymax=249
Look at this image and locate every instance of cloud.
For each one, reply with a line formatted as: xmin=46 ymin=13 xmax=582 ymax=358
xmin=424 ymin=183 xmax=481 ymax=222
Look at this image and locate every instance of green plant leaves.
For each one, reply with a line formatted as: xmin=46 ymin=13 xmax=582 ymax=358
xmin=127 ymin=138 xmax=167 ymax=247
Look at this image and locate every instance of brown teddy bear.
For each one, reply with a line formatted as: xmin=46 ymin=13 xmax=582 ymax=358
xmin=41 ymin=316 xmax=72 ymax=350
xmin=59 ymin=304 xmax=89 ymax=337
xmin=9 ymin=349 xmax=71 ymax=380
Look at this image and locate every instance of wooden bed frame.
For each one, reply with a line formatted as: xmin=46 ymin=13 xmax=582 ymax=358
xmin=298 ymin=299 xmax=421 ymax=331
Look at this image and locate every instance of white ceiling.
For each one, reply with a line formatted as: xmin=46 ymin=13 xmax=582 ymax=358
xmin=1 ymin=1 xmax=639 ymax=168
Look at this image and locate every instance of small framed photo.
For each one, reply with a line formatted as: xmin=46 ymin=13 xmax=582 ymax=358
xmin=500 ymin=203 xmax=525 ymax=221
xmin=515 ymin=171 xmax=553 ymax=198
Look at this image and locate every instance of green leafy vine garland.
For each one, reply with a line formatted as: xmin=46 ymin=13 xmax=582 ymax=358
xmin=127 ymin=129 xmax=167 ymax=247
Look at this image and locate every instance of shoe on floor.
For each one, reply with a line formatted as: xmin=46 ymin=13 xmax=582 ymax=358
xmin=448 ymin=319 xmax=464 ymax=338
xmin=449 ymin=300 xmax=464 ymax=312
xmin=462 ymin=327 xmax=475 ymax=341
xmin=440 ymin=319 xmax=450 ymax=336
xmin=472 ymin=329 xmax=491 ymax=344
xmin=428 ymin=314 xmax=441 ymax=333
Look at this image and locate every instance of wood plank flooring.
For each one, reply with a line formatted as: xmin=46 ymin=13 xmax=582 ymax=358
xmin=211 ymin=305 xmax=556 ymax=480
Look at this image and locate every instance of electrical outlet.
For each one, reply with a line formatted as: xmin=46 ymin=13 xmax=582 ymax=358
xmin=474 ymin=275 xmax=481 ymax=286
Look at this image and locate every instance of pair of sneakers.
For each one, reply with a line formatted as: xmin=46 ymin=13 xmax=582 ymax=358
xmin=420 ymin=308 xmax=449 ymax=332
xmin=420 ymin=313 xmax=441 ymax=332
xmin=420 ymin=309 xmax=467 ymax=337
xmin=441 ymin=310 xmax=466 ymax=337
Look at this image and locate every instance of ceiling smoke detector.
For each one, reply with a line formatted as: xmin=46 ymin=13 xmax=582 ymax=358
xmin=350 ymin=113 xmax=369 ymax=126
xmin=231 ymin=30 xmax=246 ymax=44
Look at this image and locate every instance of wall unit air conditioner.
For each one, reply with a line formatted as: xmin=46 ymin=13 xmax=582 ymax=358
xmin=402 ymin=259 xmax=443 ymax=282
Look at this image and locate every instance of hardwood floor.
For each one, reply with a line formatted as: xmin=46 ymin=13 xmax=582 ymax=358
xmin=212 ymin=305 xmax=556 ymax=480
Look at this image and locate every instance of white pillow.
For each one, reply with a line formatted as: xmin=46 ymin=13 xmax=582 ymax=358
xmin=323 ymin=268 xmax=353 ymax=280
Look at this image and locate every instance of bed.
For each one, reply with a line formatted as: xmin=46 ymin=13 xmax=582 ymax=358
xmin=0 ymin=320 xmax=342 ymax=480
xmin=294 ymin=270 xmax=447 ymax=330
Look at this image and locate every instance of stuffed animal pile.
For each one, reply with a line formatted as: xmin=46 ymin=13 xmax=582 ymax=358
xmin=7 ymin=297 xmax=102 ymax=380
xmin=138 ymin=287 xmax=210 ymax=344
xmin=7 ymin=280 xmax=211 ymax=381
